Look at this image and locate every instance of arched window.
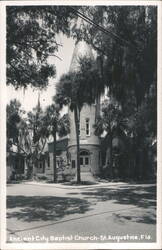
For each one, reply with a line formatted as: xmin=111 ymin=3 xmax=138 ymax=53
xmin=80 ymin=150 xmax=89 ymax=156
xmin=80 ymin=150 xmax=90 ymax=167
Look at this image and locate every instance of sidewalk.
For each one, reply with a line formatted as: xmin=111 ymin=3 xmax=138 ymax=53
xmin=24 ymin=180 xmax=156 ymax=189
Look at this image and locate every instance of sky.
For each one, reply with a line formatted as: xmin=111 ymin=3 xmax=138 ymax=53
xmin=7 ymin=34 xmax=75 ymax=112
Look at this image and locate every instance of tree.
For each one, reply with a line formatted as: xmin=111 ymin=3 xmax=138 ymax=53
xmin=7 ymin=99 xmax=29 ymax=178
xmin=7 ymin=99 xmax=50 ymax=179
xmin=54 ymin=72 xmax=82 ymax=183
xmin=7 ymin=6 xmax=76 ymax=89
xmin=94 ymin=99 xmax=128 ymax=178
xmin=27 ymin=104 xmax=51 ymax=178
xmin=71 ymin=6 xmax=157 ymax=106
xmin=7 ymin=99 xmax=31 ymax=155
xmin=125 ymin=84 xmax=157 ymax=179
xmin=71 ymin=6 xmax=157 ymax=180
xmin=55 ymin=55 xmax=103 ymax=183
xmin=7 ymin=99 xmax=21 ymax=149
xmin=43 ymin=104 xmax=70 ymax=182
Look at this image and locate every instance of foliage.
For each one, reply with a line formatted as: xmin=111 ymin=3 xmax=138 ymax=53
xmin=7 ymin=99 xmax=47 ymax=179
xmin=71 ymin=6 xmax=157 ymax=109
xmin=55 ymin=56 xmax=102 ymax=110
xmin=7 ymin=6 xmax=157 ymax=180
xmin=94 ymin=100 xmax=128 ymax=137
xmin=43 ymin=104 xmax=70 ymax=137
xmin=7 ymin=97 xmax=70 ymax=181
xmin=71 ymin=6 xmax=157 ymax=179
xmin=43 ymin=103 xmax=70 ymax=182
xmin=55 ymin=71 xmax=82 ymax=183
xmin=28 ymin=104 xmax=48 ymax=145
xmin=55 ymin=55 xmax=102 ymax=182
xmin=7 ymin=6 xmax=76 ymax=88
xmin=94 ymin=100 xmax=128 ymax=178
xmin=7 ymin=99 xmax=22 ymax=145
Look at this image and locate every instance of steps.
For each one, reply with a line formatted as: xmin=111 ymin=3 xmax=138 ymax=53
xmin=72 ymin=171 xmax=98 ymax=184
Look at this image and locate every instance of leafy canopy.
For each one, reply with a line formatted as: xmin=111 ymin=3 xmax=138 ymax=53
xmin=7 ymin=6 xmax=76 ymax=89
xmin=71 ymin=6 xmax=157 ymax=109
xmin=55 ymin=56 xmax=102 ymax=111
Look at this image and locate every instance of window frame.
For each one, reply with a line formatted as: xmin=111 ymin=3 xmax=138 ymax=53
xmin=85 ymin=118 xmax=90 ymax=136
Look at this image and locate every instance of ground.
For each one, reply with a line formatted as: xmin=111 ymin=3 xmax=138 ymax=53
xmin=7 ymin=181 xmax=156 ymax=243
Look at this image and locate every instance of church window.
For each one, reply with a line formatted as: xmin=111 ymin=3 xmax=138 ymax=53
xmin=85 ymin=118 xmax=90 ymax=136
xmin=80 ymin=157 xmax=83 ymax=165
xmin=72 ymin=160 xmax=75 ymax=168
xmin=85 ymin=157 xmax=89 ymax=165
xmin=78 ymin=121 xmax=80 ymax=136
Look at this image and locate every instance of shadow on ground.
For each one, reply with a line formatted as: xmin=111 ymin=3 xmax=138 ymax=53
xmin=68 ymin=184 xmax=156 ymax=224
xmin=7 ymin=184 xmax=156 ymax=225
xmin=7 ymin=196 xmax=92 ymax=222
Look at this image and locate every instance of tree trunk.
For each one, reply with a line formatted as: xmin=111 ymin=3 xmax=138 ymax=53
xmin=74 ymin=106 xmax=81 ymax=183
xmin=17 ymin=145 xmax=21 ymax=181
xmin=109 ymin=133 xmax=113 ymax=179
xmin=53 ymin=131 xmax=57 ymax=183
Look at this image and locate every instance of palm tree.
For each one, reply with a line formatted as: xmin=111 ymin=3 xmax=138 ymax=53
xmin=55 ymin=56 xmax=104 ymax=183
xmin=54 ymin=72 xmax=82 ymax=183
xmin=44 ymin=104 xmax=70 ymax=183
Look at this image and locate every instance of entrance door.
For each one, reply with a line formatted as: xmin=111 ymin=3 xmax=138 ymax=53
xmin=80 ymin=150 xmax=90 ymax=172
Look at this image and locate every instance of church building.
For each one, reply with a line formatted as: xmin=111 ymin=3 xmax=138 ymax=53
xmin=67 ymin=40 xmax=101 ymax=179
xmin=45 ymin=41 xmax=102 ymax=181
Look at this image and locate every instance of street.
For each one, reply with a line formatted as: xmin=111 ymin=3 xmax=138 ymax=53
xmin=7 ymin=182 xmax=156 ymax=243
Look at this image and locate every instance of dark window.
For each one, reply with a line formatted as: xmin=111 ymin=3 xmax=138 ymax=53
xmin=72 ymin=160 xmax=75 ymax=168
xmin=80 ymin=157 xmax=83 ymax=165
xmin=85 ymin=157 xmax=89 ymax=165
xmin=85 ymin=118 xmax=90 ymax=136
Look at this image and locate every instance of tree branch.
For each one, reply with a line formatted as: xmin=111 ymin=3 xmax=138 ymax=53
xmin=47 ymin=54 xmax=62 ymax=61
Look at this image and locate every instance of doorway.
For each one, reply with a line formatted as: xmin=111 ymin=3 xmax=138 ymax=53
xmin=80 ymin=150 xmax=90 ymax=172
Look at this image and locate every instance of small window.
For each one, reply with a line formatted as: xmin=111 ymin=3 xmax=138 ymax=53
xmin=72 ymin=160 xmax=75 ymax=168
xmin=85 ymin=118 xmax=90 ymax=136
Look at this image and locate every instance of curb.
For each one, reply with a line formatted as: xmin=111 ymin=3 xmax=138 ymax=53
xmin=24 ymin=181 xmax=109 ymax=189
xmin=22 ymin=181 xmax=153 ymax=190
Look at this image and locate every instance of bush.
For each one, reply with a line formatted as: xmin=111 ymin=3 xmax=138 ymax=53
xmin=37 ymin=175 xmax=47 ymax=181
